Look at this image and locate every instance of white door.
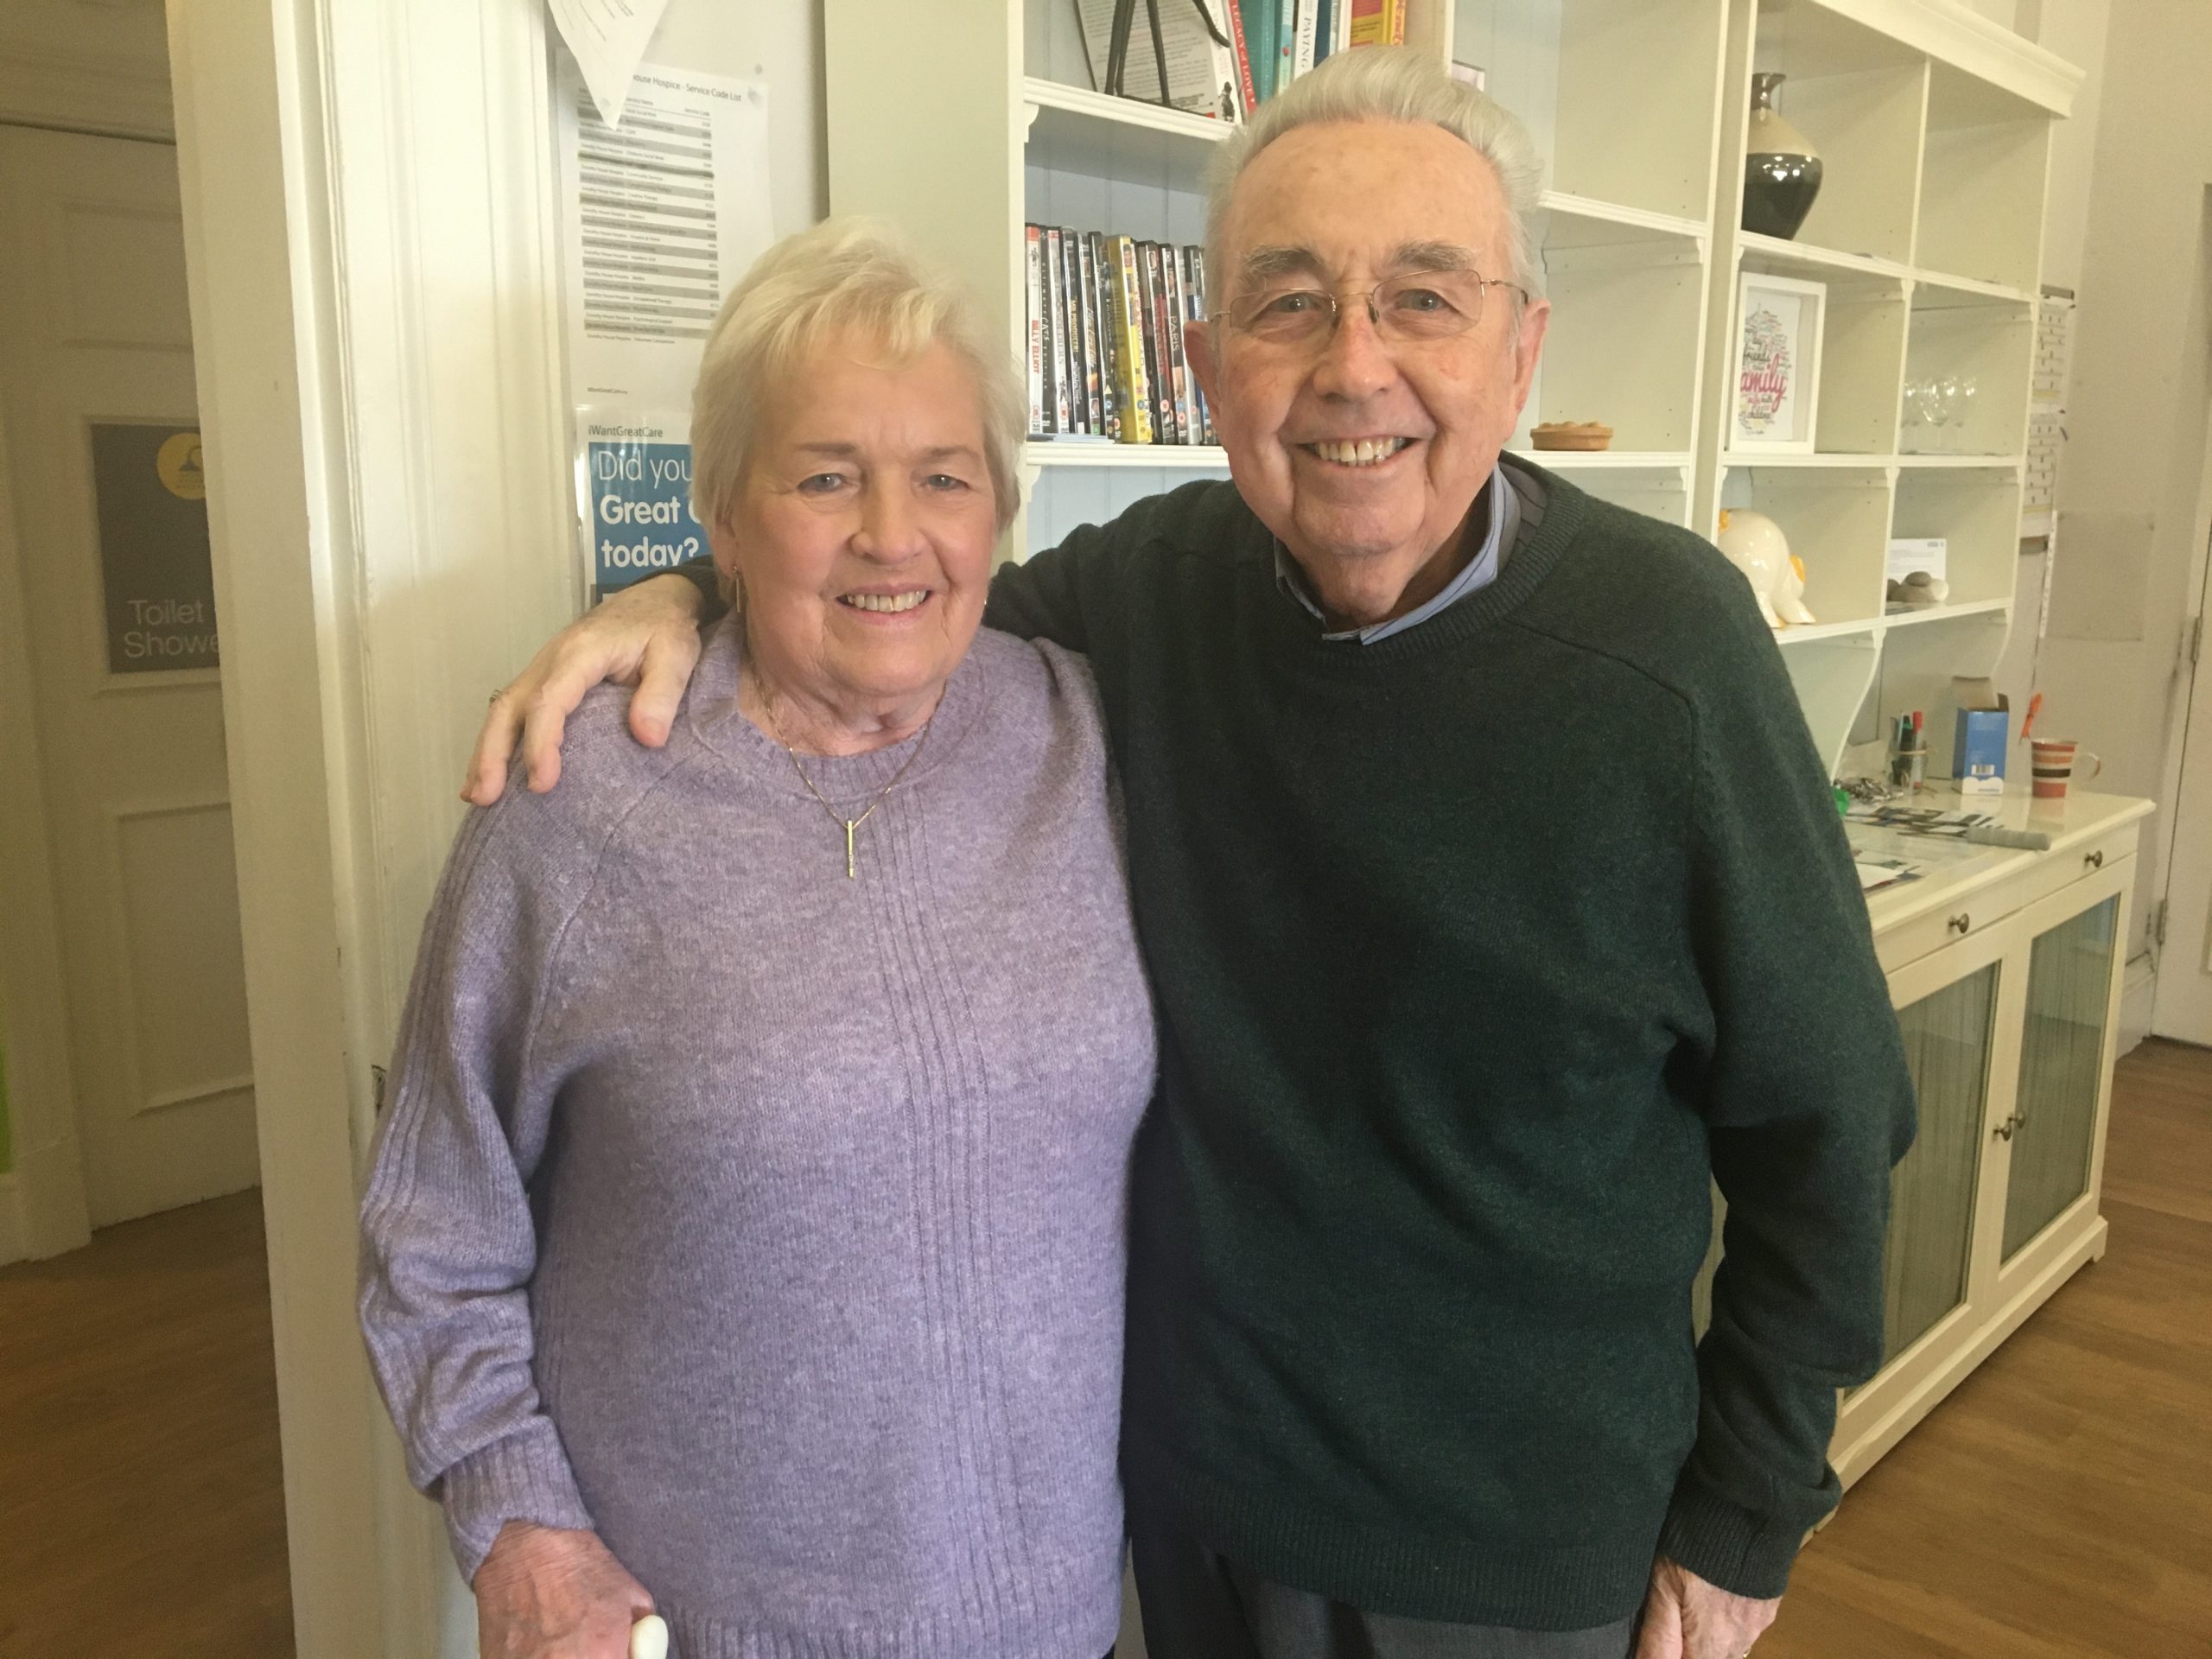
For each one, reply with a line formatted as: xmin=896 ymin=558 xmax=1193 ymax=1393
xmin=2152 ymin=532 xmax=2212 ymax=1044
xmin=0 ymin=125 xmax=258 ymax=1225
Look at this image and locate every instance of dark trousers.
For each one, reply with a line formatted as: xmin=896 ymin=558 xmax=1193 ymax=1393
xmin=1128 ymin=1516 xmax=1638 ymax=1659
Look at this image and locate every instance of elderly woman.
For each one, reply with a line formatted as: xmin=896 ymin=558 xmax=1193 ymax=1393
xmin=358 ymin=220 xmax=1156 ymax=1659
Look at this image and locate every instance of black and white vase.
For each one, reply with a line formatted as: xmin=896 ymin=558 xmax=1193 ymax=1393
xmin=1743 ymin=73 xmax=1823 ymax=240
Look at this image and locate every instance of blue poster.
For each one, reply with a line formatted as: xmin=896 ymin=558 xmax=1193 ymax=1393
xmin=580 ymin=411 xmax=709 ymax=596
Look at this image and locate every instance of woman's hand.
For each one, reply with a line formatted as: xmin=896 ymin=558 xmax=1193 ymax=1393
xmin=473 ymin=1521 xmax=657 ymax=1658
xmin=465 ymin=572 xmax=707 ymax=806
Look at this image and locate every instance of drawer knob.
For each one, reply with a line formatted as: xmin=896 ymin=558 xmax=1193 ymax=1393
xmin=1948 ymin=912 xmax=1972 ymax=935
xmin=2084 ymin=849 xmax=2106 ymax=871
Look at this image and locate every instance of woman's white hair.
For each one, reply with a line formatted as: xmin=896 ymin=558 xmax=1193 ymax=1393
xmin=690 ymin=218 xmax=1026 ymax=536
xmin=1205 ymin=46 xmax=1545 ymax=315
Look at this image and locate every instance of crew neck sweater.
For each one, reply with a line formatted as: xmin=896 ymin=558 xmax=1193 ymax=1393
xmin=982 ymin=459 xmax=1917 ymax=1629
xmin=359 ymin=622 xmax=1158 ymax=1659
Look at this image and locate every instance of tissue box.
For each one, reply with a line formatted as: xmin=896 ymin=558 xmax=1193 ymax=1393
xmin=1955 ymin=706 xmax=2009 ymax=794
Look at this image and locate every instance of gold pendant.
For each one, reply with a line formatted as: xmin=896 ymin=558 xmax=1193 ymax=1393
xmin=843 ymin=819 xmax=858 ymax=880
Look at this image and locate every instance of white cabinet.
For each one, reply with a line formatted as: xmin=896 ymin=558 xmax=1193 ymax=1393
xmin=1690 ymin=790 xmax=2148 ymax=1491
xmin=1829 ymin=791 xmax=2146 ymax=1488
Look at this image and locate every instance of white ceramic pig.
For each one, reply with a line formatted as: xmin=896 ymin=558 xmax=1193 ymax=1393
xmin=1715 ymin=508 xmax=1814 ymax=627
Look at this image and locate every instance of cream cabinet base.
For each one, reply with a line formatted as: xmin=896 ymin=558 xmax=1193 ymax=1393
xmin=1833 ymin=1204 xmax=2107 ymax=1490
xmin=1816 ymin=786 xmax=2152 ymax=1498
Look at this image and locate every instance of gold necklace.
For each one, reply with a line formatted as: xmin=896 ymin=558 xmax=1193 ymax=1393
xmin=759 ymin=684 xmax=937 ymax=880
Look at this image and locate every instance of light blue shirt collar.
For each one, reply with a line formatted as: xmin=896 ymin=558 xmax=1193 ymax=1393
xmin=1274 ymin=460 xmax=1517 ymax=644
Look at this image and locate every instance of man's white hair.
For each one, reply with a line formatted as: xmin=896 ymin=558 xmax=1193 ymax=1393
xmin=690 ymin=217 xmax=1025 ymax=537
xmin=1204 ymin=46 xmax=1546 ymax=313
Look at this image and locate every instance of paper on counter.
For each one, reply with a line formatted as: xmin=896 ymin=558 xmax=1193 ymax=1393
xmin=548 ymin=0 xmax=671 ymax=127
xmin=1855 ymin=860 xmax=1919 ymax=893
xmin=556 ymin=60 xmax=773 ymax=412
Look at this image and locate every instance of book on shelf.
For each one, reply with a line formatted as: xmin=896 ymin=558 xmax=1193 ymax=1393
xmin=1060 ymin=228 xmax=1088 ymax=434
xmin=1239 ymin=0 xmax=1274 ymax=101
xmin=1141 ymin=243 xmax=1176 ymax=442
xmin=1183 ymin=246 xmax=1215 ymax=445
xmin=1345 ymin=0 xmax=1404 ymax=48
xmin=1143 ymin=243 xmax=1180 ymax=442
xmin=1225 ymin=2 xmax=1258 ymax=114
xmin=1044 ymin=227 xmax=1071 ymax=434
xmin=1025 ymin=226 xmax=1046 ymax=435
xmin=1294 ymin=0 xmax=1319 ymax=77
xmin=1076 ymin=0 xmax=1243 ymax=123
xmin=1275 ymin=0 xmax=1295 ymax=92
xmin=1162 ymin=246 xmax=1195 ymax=447
xmin=1105 ymin=235 xmax=1155 ymax=445
xmin=1090 ymin=232 xmax=1123 ymax=442
xmin=1076 ymin=231 xmax=1106 ymax=435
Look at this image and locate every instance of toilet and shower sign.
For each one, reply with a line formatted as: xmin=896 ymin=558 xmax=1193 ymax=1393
xmin=577 ymin=409 xmax=707 ymax=599
xmin=89 ymin=422 xmax=219 ymax=675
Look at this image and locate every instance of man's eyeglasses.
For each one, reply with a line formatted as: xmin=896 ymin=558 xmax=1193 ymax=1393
xmin=1214 ymin=271 xmax=1528 ymax=350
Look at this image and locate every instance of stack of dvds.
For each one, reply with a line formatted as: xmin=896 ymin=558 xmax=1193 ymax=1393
xmin=1025 ymin=226 xmax=1217 ymax=448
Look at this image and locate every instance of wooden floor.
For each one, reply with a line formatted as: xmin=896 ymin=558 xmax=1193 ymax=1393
xmin=0 ymin=1044 xmax=2203 ymax=1656
xmin=1764 ymin=1037 xmax=2212 ymax=1659
xmin=0 ymin=1188 xmax=292 ymax=1656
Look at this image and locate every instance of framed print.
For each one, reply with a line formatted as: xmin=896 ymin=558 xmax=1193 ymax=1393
xmin=1730 ymin=273 xmax=1825 ymax=454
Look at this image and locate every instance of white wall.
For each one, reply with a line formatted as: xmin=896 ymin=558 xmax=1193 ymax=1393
xmin=1987 ymin=0 xmax=2111 ymax=721
xmin=2033 ymin=0 xmax=2212 ymax=955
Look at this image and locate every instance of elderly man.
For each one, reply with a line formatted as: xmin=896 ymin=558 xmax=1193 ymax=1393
xmin=468 ymin=48 xmax=1914 ymax=1659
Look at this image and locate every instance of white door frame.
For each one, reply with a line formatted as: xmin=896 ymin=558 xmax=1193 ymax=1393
xmin=2150 ymin=404 xmax=2212 ymax=1040
xmin=0 ymin=346 xmax=97 ymax=1266
xmin=167 ymin=0 xmax=581 ymax=1651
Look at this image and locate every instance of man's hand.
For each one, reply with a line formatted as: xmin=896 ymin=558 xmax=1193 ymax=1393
xmin=1633 ymin=1555 xmax=1781 ymax=1659
xmin=464 ymin=572 xmax=707 ymax=805
xmin=473 ymin=1521 xmax=655 ymax=1658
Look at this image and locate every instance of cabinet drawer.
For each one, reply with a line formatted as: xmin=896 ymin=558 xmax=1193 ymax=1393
xmin=1878 ymin=890 xmax=2004 ymax=974
xmin=1873 ymin=825 xmax=2139 ymax=975
xmin=2011 ymin=827 xmax=2139 ymax=918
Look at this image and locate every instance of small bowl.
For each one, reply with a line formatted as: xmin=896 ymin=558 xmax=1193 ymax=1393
xmin=1530 ymin=421 xmax=1614 ymax=452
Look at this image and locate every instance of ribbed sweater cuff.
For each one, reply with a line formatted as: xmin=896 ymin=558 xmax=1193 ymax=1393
xmin=438 ymin=1426 xmax=598 ymax=1583
xmin=1656 ymin=1473 xmax=1811 ymax=1602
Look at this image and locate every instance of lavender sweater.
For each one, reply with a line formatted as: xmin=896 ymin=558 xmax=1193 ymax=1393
xmin=359 ymin=620 xmax=1157 ymax=1659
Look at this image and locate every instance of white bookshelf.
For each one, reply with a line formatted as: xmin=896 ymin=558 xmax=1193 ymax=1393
xmin=823 ymin=0 xmax=2077 ymax=777
xmin=1696 ymin=0 xmax=2079 ymax=777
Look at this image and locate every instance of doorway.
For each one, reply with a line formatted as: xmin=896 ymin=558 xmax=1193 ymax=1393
xmin=0 ymin=124 xmax=258 ymax=1243
xmin=0 ymin=118 xmax=288 ymax=1651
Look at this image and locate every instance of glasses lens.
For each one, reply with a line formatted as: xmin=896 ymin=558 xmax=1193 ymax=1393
xmin=1233 ymin=288 xmax=1335 ymax=343
xmin=1376 ymin=275 xmax=1482 ymax=340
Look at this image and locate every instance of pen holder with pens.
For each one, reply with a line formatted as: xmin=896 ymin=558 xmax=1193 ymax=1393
xmin=1890 ymin=715 xmax=1928 ymax=791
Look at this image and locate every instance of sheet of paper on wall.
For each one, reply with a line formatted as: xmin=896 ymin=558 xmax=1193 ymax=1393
xmin=2023 ymin=289 xmax=2074 ymax=545
xmin=556 ymin=60 xmax=773 ymax=412
xmin=547 ymin=0 xmax=671 ymax=126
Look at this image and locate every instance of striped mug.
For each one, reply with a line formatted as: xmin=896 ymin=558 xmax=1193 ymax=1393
xmin=2029 ymin=738 xmax=2101 ymax=800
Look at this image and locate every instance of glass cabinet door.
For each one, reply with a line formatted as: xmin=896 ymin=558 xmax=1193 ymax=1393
xmin=2001 ymin=894 xmax=2121 ymax=1261
xmin=1884 ymin=962 xmax=2000 ymax=1362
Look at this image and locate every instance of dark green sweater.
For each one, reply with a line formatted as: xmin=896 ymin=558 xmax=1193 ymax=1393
xmin=980 ymin=463 xmax=1916 ymax=1629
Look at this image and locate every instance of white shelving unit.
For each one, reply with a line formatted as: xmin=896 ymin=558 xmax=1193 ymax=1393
xmin=1695 ymin=0 xmax=2078 ymax=777
xmin=824 ymin=0 xmax=2076 ymax=776
xmin=1465 ymin=0 xmax=1730 ymax=530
